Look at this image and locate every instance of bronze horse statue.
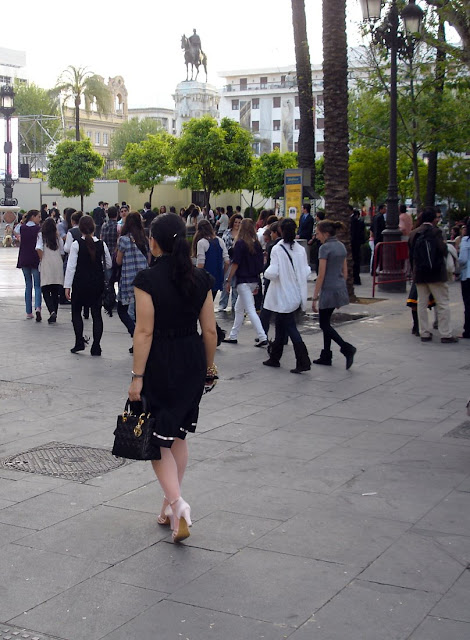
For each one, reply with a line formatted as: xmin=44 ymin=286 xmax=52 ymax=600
xmin=181 ymin=35 xmax=207 ymax=82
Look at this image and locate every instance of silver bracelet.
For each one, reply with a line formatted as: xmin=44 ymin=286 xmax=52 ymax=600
xmin=131 ymin=371 xmax=144 ymax=378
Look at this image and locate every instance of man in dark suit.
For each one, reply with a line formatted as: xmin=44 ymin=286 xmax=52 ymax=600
xmin=350 ymin=207 xmax=365 ymax=285
xmin=92 ymin=201 xmax=106 ymax=238
xmin=298 ymin=203 xmax=314 ymax=241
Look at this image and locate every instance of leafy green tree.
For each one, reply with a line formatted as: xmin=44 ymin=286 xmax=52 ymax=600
xmin=172 ymin=116 xmax=253 ymax=210
xmin=109 ymin=117 xmax=163 ymax=162
xmin=14 ymin=82 xmax=61 ymax=157
xmin=315 ymin=156 xmax=325 ymax=197
xmin=436 ymin=156 xmax=470 ymax=213
xmin=349 ymin=147 xmax=389 ymax=207
xmin=253 ymin=151 xmax=298 ymax=199
xmin=48 ymin=139 xmax=104 ymax=210
xmin=424 ymin=0 xmax=470 ymax=69
xmin=53 ymin=66 xmax=112 ymax=141
xmin=123 ymin=133 xmax=174 ymax=207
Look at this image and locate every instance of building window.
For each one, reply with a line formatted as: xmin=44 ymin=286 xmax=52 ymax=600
xmin=103 ymin=133 xmax=109 ymax=146
xmin=273 ymin=142 xmax=281 ymax=151
xmin=240 ymin=78 xmax=247 ymax=90
xmin=86 ymin=131 xmax=92 ymax=139
xmin=317 ymin=141 xmax=324 ymax=153
xmin=295 ymin=95 xmax=299 ymax=107
xmin=295 ymin=142 xmax=299 ymax=153
xmin=273 ymin=96 xmax=281 ymax=108
xmin=295 ymin=119 xmax=300 ymax=130
xmin=95 ymin=132 xmax=101 ymax=145
xmin=252 ymin=98 xmax=259 ymax=109
xmin=281 ymin=75 xmax=286 ymax=87
xmin=232 ymin=99 xmax=239 ymax=110
xmin=316 ymin=95 xmax=324 ymax=106
xmin=273 ymin=120 xmax=281 ymax=131
xmin=251 ymin=121 xmax=259 ymax=133
xmin=317 ymin=118 xmax=324 ymax=129
xmin=252 ymin=142 xmax=260 ymax=155
xmin=260 ymin=76 xmax=268 ymax=88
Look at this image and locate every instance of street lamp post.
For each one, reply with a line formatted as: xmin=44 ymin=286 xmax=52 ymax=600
xmin=359 ymin=0 xmax=423 ymax=238
xmin=0 ymin=84 xmax=18 ymax=207
xmin=359 ymin=0 xmax=423 ymax=289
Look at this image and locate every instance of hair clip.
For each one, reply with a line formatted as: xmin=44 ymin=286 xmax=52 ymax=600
xmin=173 ymin=233 xmax=178 ymax=238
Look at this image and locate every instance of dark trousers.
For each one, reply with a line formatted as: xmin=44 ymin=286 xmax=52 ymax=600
xmin=462 ymin=280 xmax=470 ymax=338
xmin=352 ymin=245 xmax=361 ymax=284
xmin=273 ymin=311 xmax=302 ymax=345
xmin=71 ymin=299 xmax=103 ymax=346
xmin=319 ymin=307 xmax=347 ymax=351
xmin=117 ymin=301 xmax=135 ymax=337
xmin=41 ymin=284 xmax=61 ymax=315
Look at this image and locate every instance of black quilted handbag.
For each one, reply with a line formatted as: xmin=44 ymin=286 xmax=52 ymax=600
xmin=112 ymin=397 xmax=159 ymax=460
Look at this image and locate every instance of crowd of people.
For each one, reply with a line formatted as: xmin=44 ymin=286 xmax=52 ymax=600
xmin=11 ymin=197 xmax=468 ymax=543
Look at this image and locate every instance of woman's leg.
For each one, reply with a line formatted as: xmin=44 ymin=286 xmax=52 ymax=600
xmin=171 ymin=438 xmax=189 ymax=486
xmin=228 ymin=285 xmax=246 ymax=339
xmin=117 ymin=302 xmax=135 ymax=336
xmin=151 ymin=449 xmax=180 ymax=505
xmin=51 ymin=285 xmax=61 ymax=314
xmin=90 ymin=301 xmax=103 ymax=347
xmin=32 ymin=268 xmax=42 ymax=311
xmin=283 ymin=311 xmax=302 ymax=344
xmin=319 ymin=307 xmax=346 ymax=350
xmin=71 ymin=299 xmax=84 ymax=341
xmin=243 ymin=283 xmax=267 ymax=341
xmin=41 ymin=285 xmax=54 ymax=314
xmin=21 ymin=267 xmax=33 ymax=314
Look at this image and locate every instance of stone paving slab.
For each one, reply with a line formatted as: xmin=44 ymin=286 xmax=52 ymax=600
xmin=0 ymin=267 xmax=469 ymax=638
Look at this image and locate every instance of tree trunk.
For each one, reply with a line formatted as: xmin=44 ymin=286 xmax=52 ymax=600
xmin=291 ymin=0 xmax=315 ymax=187
xmin=80 ymin=190 xmax=84 ymax=212
xmin=149 ymin=185 xmax=154 ymax=209
xmin=425 ymin=18 xmax=446 ymax=207
xmin=75 ymin=96 xmax=81 ymax=142
xmin=412 ymin=142 xmax=421 ymax=211
xmin=322 ymin=0 xmax=353 ymax=296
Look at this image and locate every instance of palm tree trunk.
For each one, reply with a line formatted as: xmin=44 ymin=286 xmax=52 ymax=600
xmin=75 ymin=96 xmax=80 ymax=142
xmin=291 ymin=0 xmax=315 ymax=187
xmin=322 ymin=0 xmax=353 ymax=296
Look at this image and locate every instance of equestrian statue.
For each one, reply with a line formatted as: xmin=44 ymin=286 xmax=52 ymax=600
xmin=181 ymin=29 xmax=208 ymax=82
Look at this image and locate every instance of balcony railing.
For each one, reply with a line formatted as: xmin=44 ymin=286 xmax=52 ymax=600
xmin=224 ymin=80 xmax=297 ymax=92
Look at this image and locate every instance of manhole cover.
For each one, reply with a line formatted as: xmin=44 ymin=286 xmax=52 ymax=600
xmin=0 ymin=622 xmax=57 ymax=639
xmin=444 ymin=422 xmax=470 ymax=440
xmin=1 ymin=441 xmax=129 ymax=482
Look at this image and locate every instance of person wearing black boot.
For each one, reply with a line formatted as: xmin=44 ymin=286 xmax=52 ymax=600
xmin=262 ymin=218 xmax=311 ymax=373
xmin=64 ymin=216 xmax=112 ymax=355
xmin=312 ymin=219 xmax=356 ymax=370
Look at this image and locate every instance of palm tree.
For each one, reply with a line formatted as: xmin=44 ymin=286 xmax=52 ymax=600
xmin=54 ymin=66 xmax=112 ymax=141
xmin=291 ymin=0 xmax=315 ymax=187
xmin=322 ymin=0 xmax=353 ymax=295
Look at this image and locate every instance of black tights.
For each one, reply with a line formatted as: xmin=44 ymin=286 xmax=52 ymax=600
xmin=71 ymin=299 xmax=103 ymax=346
xmin=319 ymin=307 xmax=346 ymax=351
xmin=41 ymin=284 xmax=61 ymax=315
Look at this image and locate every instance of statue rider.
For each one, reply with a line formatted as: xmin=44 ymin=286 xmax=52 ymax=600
xmin=188 ymin=28 xmax=202 ymax=61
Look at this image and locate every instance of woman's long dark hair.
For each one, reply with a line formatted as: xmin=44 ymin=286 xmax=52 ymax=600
xmin=78 ymin=215 xmax=96 ymax=261
xmin=41 ymin=217 xmax=58 ymax=251
xmin=151 ymin=214 xmax=195 ymax=297
xmin=121 ymin=212 xmax=148 ymax=254
xmin=280 ymin=218 xmax=297 ymax=247
xmin=236 ymin=218 xmax=260 ymax=255
xmin=192 ymin=219 xmax=215 ymax=257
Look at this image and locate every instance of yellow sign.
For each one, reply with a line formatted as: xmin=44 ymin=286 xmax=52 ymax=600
xmin=284 ymin=169 xmax=303 ymax=222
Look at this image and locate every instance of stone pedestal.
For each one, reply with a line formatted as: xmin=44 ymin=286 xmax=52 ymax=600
xmin=173 ymin=82 xmax=219 ymax=135
xmin=0 ymin=205 xmax=21 ymax=224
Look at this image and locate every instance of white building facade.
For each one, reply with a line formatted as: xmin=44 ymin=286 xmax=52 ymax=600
xmin=218 ymin=65 xmax=325 ymax=156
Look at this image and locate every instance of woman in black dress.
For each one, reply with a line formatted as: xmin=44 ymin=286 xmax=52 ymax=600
xmin=64 ymin=215 xmax=112 ymax=355
xmin=128 ymin=214 xmax=217 ymax=543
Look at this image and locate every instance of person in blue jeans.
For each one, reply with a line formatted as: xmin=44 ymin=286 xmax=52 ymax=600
xmin=16 ymin=209 xmax=42 ymax=321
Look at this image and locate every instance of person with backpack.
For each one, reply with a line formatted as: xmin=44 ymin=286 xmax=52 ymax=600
xmin=409 ymin=206 xmax=458 ymax=343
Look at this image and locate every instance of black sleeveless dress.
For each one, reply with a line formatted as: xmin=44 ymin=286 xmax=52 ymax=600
xmin=133 ymin=256 xmax=212 ymax=455
xmin=72 ymin=239 xmax=105 ymax=306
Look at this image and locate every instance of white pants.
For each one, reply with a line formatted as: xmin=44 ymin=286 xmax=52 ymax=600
xmin=229 ymin=282 xmax=267 ymax=341
xmin=416 ymin=281 xmax=452 ymax=338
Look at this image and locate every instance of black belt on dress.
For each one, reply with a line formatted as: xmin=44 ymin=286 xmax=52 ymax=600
xmin=154 ymin=326 xmax=198 ymax=338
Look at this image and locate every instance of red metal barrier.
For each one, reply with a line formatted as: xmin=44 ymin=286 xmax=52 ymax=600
xmin=372 ymin=241 xmax=410 ymax=297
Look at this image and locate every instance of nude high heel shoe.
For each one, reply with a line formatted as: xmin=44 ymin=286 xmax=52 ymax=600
xmin=169 ymin=497 xmax=192 ymax=543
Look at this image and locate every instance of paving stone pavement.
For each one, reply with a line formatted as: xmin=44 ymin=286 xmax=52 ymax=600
xmin=0 ymin=247 xmax=469 ymax=639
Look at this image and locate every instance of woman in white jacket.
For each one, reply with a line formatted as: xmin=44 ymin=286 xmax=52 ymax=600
xmin=262 ymin=218 xmax=311 ymax=373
